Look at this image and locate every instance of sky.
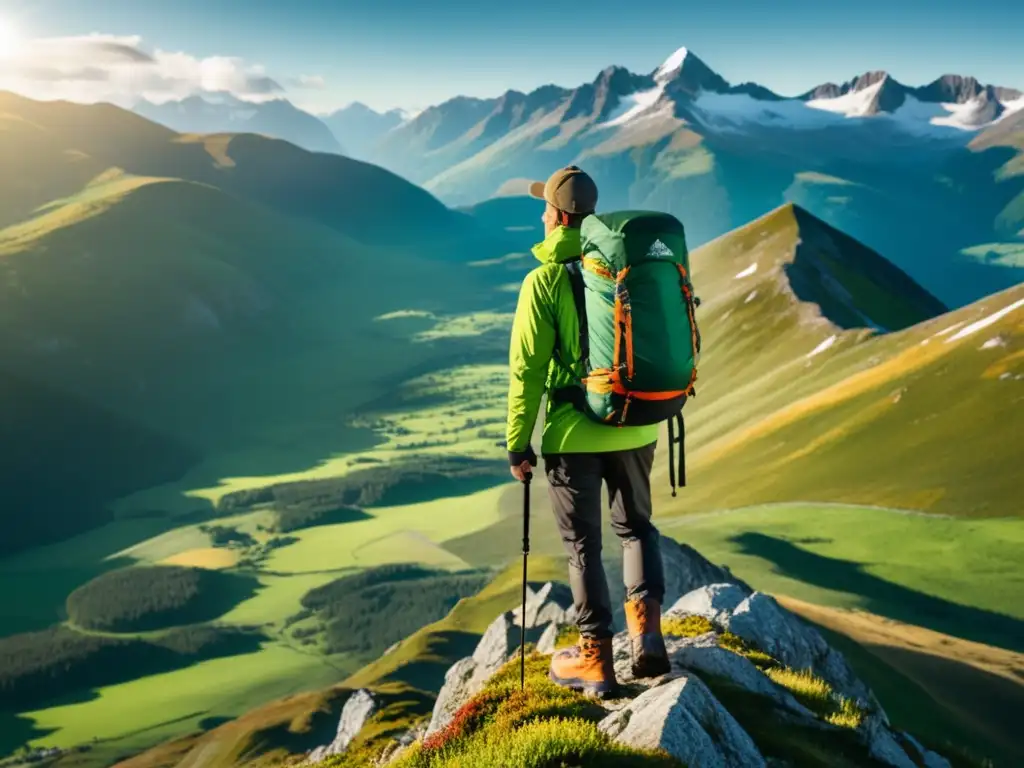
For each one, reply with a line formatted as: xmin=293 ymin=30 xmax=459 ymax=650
xmin=0 ymin=0 xmax=1021 ymax=115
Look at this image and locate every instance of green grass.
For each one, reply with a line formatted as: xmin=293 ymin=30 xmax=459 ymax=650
xmin=366 ymin=653 xmax=684 ymax=768
xmin=659 ymin=504 xmax=1024 ymax=646
xmin=20 ymin=642 xmax=353 ymax=755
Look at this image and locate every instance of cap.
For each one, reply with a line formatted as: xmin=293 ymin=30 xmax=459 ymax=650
xmin=528 ymin=165 xmax=598 ymax=214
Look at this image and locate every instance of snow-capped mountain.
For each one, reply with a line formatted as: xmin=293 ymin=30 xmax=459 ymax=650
xmin=134 ymin=92 xmax=343 ymax=155
xmin=348 ymin=45 xmax=1022 ymax=307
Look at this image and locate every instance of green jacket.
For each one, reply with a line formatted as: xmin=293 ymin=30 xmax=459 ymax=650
xmin=506 ymin=225 xmax=659 ymax=455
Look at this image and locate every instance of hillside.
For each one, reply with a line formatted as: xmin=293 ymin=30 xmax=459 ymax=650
xmin=0 ymin=91 xmax=471 ymax=246
xmin=663 ymin=204 xmax=1022 ymax=516
xmin=342 ymin=50 xmax=1024 ymax=306
xmin=0 ymin=369 xmax=194 ymax=556
xmin=112 ymin=542 xmax=1018 ymax=768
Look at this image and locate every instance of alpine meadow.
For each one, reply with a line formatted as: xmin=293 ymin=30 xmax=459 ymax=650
xmin=0 ymin=12 xmax=1022 ymax=768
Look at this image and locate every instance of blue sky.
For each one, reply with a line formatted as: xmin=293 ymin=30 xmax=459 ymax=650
xmin=1 ymin=0 xmax=1022 ymax=113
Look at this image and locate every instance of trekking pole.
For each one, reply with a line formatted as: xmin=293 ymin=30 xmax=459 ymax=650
xmin=520 ymin=472 xmax=531 ymax=691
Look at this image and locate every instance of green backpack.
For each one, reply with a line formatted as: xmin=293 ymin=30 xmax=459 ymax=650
xmin=554 ymin=211 xmax=702 ymax=494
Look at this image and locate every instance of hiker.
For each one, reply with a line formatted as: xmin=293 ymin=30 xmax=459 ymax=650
xmin=506 ymin=165 xmax=688 ymax=698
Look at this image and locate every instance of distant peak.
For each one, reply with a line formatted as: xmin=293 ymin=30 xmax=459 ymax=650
xmin=655 ymin=46 xmax=689 ymax=81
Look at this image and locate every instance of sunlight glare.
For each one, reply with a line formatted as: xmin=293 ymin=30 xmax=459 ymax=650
xmin=0 ymin=18 xmax=22 ymax=60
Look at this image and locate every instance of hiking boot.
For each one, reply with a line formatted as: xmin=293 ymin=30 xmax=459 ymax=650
xmin=548 ymin=636 xmax=617 ymax=698
xmin=625 ymin=597 xmax=671 ymax=678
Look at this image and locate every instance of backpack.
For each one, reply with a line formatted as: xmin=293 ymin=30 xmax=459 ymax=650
xmin=553 ymin=210 xmax=702 ymax=496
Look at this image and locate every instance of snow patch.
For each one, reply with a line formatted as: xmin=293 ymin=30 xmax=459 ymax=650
xmin=807 ymin=335 xmax=838 ymax=358
xmin=655 ymin=47 xmax=688 ymax=80
xmin=1001 ymin=96 xmax=1024 ymax=116
xmin=806 ymin=80 xmax=885 ymax=118
xmin=980 ymin=336 xmax=1006 ymax=350
xmin=690 ymin=92 xmax=840 ymax=131
xmin=744 ymin=290 xmax=758 ymax=304
xmin=946 ymin=298 xmax=1024 ymax=342
xmin=932 ymin=322 xmax=964 ymax=338
xmin=734 ymin=263 xmax=758 ymax=279
xmin=602 ymin=85 xmax=667 ymax=127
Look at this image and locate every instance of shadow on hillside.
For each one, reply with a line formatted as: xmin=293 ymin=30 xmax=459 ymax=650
xmin=0 ymin=712 xmax=57 ymax=757
xmin=376 ymin=630 xmax=480 ymax=694
xmin=731 ymin=532 xmax=1024 ymax=652
xmin=807 ymin=618 xmax=1021 ymax=768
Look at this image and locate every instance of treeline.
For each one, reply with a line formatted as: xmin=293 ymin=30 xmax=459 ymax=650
xmin=218 ymin=457 xmax=505 ymax=515
xmin=0 ymin=625 xmax=263 ymax=711
xmin=299 ymin=564 xmax=490 ymax=656
xmin=274 ymin=504 xmax=369 ymax=534
xmin=66 ymin=566 xmax=260 ymax=632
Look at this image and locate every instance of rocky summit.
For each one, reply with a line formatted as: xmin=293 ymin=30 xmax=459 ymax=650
xmin=304 ymin=539 xmax=956 ymax=767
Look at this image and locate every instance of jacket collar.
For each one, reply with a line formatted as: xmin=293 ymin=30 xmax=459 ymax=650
xmin=531 ymin=225 xmax=581 ymax=265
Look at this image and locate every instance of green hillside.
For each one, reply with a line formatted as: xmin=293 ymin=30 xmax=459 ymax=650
xmin=0 ymin=91 xmax=471 ymax=245
xmin=0 ymin=369 xmax=194 ymax=556
xmin=663 ymin=205 xmax=1022 ymax=516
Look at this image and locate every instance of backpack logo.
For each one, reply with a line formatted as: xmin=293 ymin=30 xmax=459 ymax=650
xmin=647 ymin=239 xmax=674 ymax=258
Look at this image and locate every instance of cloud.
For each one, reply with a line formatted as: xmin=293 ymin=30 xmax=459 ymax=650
xmin=289 ymin=74 xmax=326 ymax=89
xmin=0 ymin=33 xmax=287 ymax=105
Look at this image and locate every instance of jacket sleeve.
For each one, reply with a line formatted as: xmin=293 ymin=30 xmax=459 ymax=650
xmin=506 ymin=267 xmax=557 ymax=453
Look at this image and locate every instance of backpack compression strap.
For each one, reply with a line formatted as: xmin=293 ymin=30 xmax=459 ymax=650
xmin=667 ymin=412 xmax=686 ymax=497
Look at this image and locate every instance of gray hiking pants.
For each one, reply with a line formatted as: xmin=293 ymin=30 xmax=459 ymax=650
xmin=544 ymin=442 xmax=665 ymax=640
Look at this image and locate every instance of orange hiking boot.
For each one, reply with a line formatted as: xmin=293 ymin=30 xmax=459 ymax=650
xmin=548 ymin=636 xmax=617 ymax=699
xmin=625 ymin=597 xmax=670 ymax=678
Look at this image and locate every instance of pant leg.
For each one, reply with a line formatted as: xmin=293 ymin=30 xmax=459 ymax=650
xmin=544 ymin=452 xmax=614 ymax=639
xmin=604 ymin=441 xmax=665 ymax=605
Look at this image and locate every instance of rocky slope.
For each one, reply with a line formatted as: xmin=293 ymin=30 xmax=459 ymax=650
xmin=304 ymin=540 xmax=957 ymax=768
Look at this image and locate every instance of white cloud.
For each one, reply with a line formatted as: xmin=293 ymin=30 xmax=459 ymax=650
xmin=0 ymin=33 xmax=286 ymax=105
xmin=289 ymin=74 xmax=326 ymax=89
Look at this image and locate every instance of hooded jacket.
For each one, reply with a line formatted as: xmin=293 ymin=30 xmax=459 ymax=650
xmin=505 ymin=225 xmax=659 ymax=455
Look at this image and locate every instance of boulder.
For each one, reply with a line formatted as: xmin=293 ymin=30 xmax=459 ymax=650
xmin=598 ymin=673 xmax=766 ymax=767
xmin=425 ymin=581 xmax=571 ymax=737
xmin=862 ymin=715 xmax=921 ymax=768
xmin=306 ymin=689 xmax=377 ymax=763
xmin=667 ymin=584 xmax=876 ymax=708
xmin=897 ymin=732 xmax=953 ymax=768
xmin=608 ymin=536 xmax=752 ymax=631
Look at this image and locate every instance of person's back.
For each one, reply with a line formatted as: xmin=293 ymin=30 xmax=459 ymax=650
xmin=506 ymin=165 xmax=672 ymax=698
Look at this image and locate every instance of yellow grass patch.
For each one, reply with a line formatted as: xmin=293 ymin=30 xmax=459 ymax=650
xmin=159 ymin=547 xmax=239 ymax=570
xmin=693 ymin=336 xmax=951 ymax=468
xmin=174 ymin=133 xmax=236 ymax=168
xmin=982 ymin=347 xmax=1024 ymax=379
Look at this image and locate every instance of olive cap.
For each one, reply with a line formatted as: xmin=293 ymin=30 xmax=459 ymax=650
xmin=527 ymin=165 xmax=598 ymax=214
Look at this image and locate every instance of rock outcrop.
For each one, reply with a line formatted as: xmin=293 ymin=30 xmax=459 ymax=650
xmin=306 ymin=689 xmax=378 ymax=763
xmin=599 ymin=674 xmax=767 ymax=767
xmin=425 ymin=580 xmax=574 ymax=737
xmin=309 ymin=540 xmax=953 ymax=768
xmin=667 ymin=583 xmax=877 ymax=708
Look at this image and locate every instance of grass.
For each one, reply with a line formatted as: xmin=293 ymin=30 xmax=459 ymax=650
xmin=658 ymin=504 xmax=1024 ymax=645
xmin=20 ymin=642 xmax=352 ymax=755
xmin=368 ymin=653 xmax=684 ymax=768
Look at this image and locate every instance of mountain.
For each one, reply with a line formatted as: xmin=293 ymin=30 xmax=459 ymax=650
xmin=655 ymin=203 xmax=1023 ymax=517
xmin=321 ymin=102 xmax=407 ymax=160
xmin=134 ymin=92 xmax=344 ymax=155
xmin=0 ymin=91 xmax=506 ymax=553
xmin=8 ymin=201 xmax=1020 ymax=767
xmin=115 ymin=544 xmax=984 ymax=768
xmin=343 ymin=47 xmax=1024 ymax=307
xmin=0 ymin=90 xmax=472 ymax=243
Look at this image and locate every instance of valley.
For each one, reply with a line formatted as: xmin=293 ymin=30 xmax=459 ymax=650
xmin=0 ymin=85 xmax=1021 ymax=768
